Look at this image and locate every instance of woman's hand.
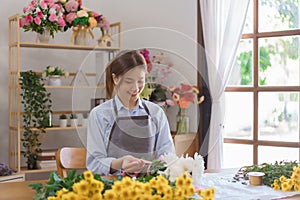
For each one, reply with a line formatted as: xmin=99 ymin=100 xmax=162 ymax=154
xmin=121 ymin=155 xmax=145 ymax=173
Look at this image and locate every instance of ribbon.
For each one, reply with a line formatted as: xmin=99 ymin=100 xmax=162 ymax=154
xmin=70 ymin=26 xmax=94 ymax=43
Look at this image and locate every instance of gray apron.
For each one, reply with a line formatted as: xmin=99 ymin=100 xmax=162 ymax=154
xmin=107 ymin=99 xmax=157 ymax=160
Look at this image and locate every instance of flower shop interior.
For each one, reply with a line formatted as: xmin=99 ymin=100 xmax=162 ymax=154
xmin=1 ymin=0 xmax=300 ymax=199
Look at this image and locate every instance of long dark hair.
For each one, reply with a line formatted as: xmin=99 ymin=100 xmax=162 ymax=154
xmin=105 ymin=50 xmax=147 ymax=98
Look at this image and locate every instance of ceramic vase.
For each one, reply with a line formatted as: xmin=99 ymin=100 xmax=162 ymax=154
xmin=38 ymin=28 xmax=51 ymax=43
xmin=48 ymin=76 xmax=61 ymax=86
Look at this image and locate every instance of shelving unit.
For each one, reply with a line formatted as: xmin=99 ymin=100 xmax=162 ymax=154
xmin=8 ymin=14 xmax=121 ymax=174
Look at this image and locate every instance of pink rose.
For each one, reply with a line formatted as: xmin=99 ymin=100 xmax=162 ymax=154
xmin=25 ymin=15 xmax=33 ymax=24
xmin=57 ymin=17 xmax=66 ymax=27
xmin=39 ymin=1 xmax=48 ymax=10
xmin=76 ymin=10 xmax=88 ymax=18
xmin=66 ymin=13 xmax=76 ymax=23
xmin=34 ymin=17 xmax=41 ymax=25
xmin=37 ymin=11 xmax=43 ymax=18
xmin=48 ymin=13 xmax=57 ymax=22
xmin=65 ymin=0 xmax=79 ymax=12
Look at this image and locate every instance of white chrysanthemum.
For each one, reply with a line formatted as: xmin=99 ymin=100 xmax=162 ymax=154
xmin=167 ymin=163 xmax=185 ymax=182
xmin=48 ymin=66 xmax=55 ymax=73
xmin=192 ymin=152 xmax=205 ymax=185
xmin=161 ymin=153 xmax=178 ymax=166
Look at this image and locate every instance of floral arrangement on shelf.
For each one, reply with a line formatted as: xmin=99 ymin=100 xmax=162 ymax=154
xmin=140 ymin=49 xmax=175 ymax=109
xmin=30 ymin=153 xmax=215 ymax=200
xmin=169 ymin=83 xmax=205 ymax=110
xmin=20 ymin=0 xmax=67 ymax=38
xmin=233 ymin=160 xmax=299 ymax=191
xmin=42 ymin=65 xmax=69 ymax=77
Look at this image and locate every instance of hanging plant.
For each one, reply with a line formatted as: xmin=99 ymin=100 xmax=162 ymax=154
xmin=20 ymin=70 xmax=52 ymax=169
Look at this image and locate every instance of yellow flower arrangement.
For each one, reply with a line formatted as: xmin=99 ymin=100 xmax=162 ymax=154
xmin=272 ymin=165 xmax=300 ymax=192
xmin=46 ymin=170 xmax=215 ymax=200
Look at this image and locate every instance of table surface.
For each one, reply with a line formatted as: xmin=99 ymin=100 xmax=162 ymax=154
xmin=1 ymin=170 xmax=300 ymax=200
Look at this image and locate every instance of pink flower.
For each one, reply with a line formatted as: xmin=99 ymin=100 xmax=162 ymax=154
xmin=39 ymin=1 xmax=48 ymax=10
xmin=101 ymin=16 xmax=110 ymax=30
xmin=57 ymin=17 xmax=66 ymax=27
xmin=65 ymin=0 xmax=79 ymax=12
xmin=37 ymin=11 xmax=43 ymax=18
xmin=34 ymin=17 xmax=41 ymax=25
xmin=48 ymin=13 xmax=57 ymax=22
xmin=166 ymin=99 xmax=175 ymax=106
xmin=66 ymin=13 xmax=76 ymax=23
xmin=25 ymin=15 xmax=33 ymax=23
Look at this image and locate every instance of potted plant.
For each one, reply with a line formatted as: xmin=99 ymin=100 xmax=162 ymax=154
xmin=59 ymin=114 xmax=68 ymax=128
xmin=70 ymin=113 xmax=78 ymax=127
xmin=19 ymin=70 xmax=52 ymax=169
xmin=81 ymin=112 xmax=89 ymax=126
xmin=42 ymin=65 xmax=69 ymax=86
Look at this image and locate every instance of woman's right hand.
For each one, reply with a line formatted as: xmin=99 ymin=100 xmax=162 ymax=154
xmin=121 ymin=155 xmax=145 ymax=173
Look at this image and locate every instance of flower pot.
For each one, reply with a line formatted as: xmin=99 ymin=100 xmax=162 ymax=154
xmin=176 ymin=108 xmax=189 ymax=135
xmin=82 ymin=118 xmax=88 ymax=127
xmin=48 ymin=76 xmax=61 ymax=86
xmin=70 ymin=119 xmax=78 ymax=127
xmin=98 ymin=33 xmax=112 ymax=47
xmin=38 ymin=28 xmax=51 ymax=43
xmin=59 ymin=119 xmax=68 ymax=128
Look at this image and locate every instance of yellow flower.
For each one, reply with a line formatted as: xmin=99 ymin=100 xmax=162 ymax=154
xmin=273 ymin=183 xmax=281 ymax=190
xmin=120 ymin=189 xmax=131 ymax=199
xmin=47 ymin=197 xmax=57 ymax=200
xmin=175 ymin=176 xmax=185 ymax=188
xmin=103 ymin=190 xmax=117 ymax=200
xmin=282 ymin=182 xmax=292 ymax=192
xmin=91 ymin=193 xmax=103 ymax=200
xmin=280 ymin=176 xmax=287 ymax=182
xmin=83 ymin=170 xmax=94 ymax=181
xmin=73 ymin=180 xmax=89 ymax=196
xmin=294 ymin=183 xmax=300 ymax=192
xmin=111 ymin=181 xmax=123 ymax=192
xmin=142 ymin=183 xmax=152 ymax=195
xmin=88 ymin=17 xmax=97 ymax=29
xmin=121 ymin=176 xmax=133 ymax=188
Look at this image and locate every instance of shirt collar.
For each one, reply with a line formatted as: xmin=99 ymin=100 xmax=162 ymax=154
xmin=114 ymin=95 xmax=144 ymax=112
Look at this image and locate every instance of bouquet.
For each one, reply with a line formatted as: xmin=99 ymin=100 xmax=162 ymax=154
xmin=169 ymin=83 xmax=204 ymax=109
xmin=20 ymin=0 xmax=67 ymax=38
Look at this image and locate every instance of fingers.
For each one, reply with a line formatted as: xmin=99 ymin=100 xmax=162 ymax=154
xmin=122 ymin=158 xmax=144 ymax=173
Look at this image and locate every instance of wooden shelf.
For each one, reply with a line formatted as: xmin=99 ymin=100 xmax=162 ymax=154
xmin=44 ymin=85 xmax=105 ymax=89
xmin=20 ymin=167 xmax=56 ymax=174
xmin=9 ymin=42 xmax=120 ymax=51
xmin=10 ymin=126 xmax=87 ymax=131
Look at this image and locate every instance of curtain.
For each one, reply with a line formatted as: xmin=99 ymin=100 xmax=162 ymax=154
xmin=200 ymin=0 xmax=250 ymax=169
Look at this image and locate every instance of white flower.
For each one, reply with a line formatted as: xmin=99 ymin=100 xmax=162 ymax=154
xmin=48 ymin=66 xmax=55 ymax=73
xmin=77 ymin=10 xmax=88 ymax=18
xmin=159 ymin=152 xmax=205 ymax=184
xmin=42 ymin=72 xmax=46 ymax=78
xmin=64 ymin=72 xmax=69 ymax=77
xmin=60 ymin=0 xmax=66 ymax=3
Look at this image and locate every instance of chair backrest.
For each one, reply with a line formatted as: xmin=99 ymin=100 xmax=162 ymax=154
xmin=55 ymin=147 xmax=87 ymax=177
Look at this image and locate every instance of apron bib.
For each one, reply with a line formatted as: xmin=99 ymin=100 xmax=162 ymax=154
xmin=107 ymin=99 xmax=157 ymax=160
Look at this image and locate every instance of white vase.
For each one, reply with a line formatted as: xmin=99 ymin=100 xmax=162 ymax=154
xmin=82 ymin=118 xmax=88 ymax=127
xmin=59 ymin=119 xmax=68 ymax=127
xmin=38 ymin=28 xmax=51 ymax=43
xmin=48 ymin=76 xmax=61 ymax=86
xmin=70 ymin=119 xmax=78 ymax=127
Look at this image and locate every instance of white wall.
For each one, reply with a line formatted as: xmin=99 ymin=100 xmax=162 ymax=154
xmin=0 ymin=0 xmax=197 ymax=165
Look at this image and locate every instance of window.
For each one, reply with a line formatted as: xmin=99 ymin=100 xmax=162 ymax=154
xmin=224 ymin=0 xmax=300 ymax=167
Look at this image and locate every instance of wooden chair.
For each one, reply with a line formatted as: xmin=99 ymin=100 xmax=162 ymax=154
xmin=55 ymin=147 xmax=87 ymax=177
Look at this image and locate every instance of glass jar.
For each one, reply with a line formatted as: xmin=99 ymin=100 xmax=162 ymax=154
xmin=176 ymin=108 xmax=189 ymax=135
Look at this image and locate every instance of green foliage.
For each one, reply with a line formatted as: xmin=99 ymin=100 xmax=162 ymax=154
xmin=29 ymin=170 xmax=115 ymax=200
xmin=82 ymin=112 xmax=89 ymax=119
xmin=70 ymin=113 xmax=78 ymax=119
xmin=59 ymin=114 xmax=67 ymax=120
xmin=233 ymin=160 xmax=298 ymax=187
xmin=20 ymin=70 xmax=52 ymax=169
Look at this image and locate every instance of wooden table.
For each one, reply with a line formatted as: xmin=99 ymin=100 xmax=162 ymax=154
xmin=0 ymin=180 xmax=47 ymax=200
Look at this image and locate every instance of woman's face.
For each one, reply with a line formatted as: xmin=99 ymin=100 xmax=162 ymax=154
xmin=113 ymin=66 xmax=146 ymax=106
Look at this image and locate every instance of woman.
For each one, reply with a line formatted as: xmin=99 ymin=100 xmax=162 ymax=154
xmin=86 ymin=50 xmax=175 ymax=175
